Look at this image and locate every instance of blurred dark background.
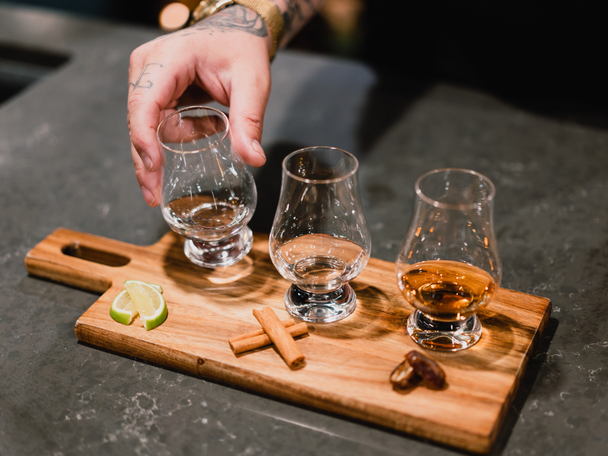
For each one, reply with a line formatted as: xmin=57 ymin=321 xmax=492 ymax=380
xmin=2 ymin=0 xmax=607 ymax=106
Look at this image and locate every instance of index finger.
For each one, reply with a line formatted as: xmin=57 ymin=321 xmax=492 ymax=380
xmin=127 ymin=61 xmax=168 ymax=172
xmin=227 ymin=60 xmax=271 ymax=167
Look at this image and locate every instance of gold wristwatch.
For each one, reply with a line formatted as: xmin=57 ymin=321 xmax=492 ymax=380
xmin=189 ymin=0 xmax=284 ymax=60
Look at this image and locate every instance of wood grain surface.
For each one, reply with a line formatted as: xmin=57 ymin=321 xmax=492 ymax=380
xmin=25 ymin=228 xmax=552 ymax=454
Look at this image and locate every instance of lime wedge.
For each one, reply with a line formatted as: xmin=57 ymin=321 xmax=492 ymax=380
xmin=124 ymin=280 xmax=168 ymax=330
xmin=110 ymin=289 xmax=138 ymax=325
xmin=148 ymin=283 xmax=163 ymax=293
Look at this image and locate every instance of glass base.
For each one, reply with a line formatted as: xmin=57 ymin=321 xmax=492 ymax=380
xmin=284 ymin=284 xmax=356 ymax=324
xmin=407 ymin=310 xmax=482 ymax=351
xmin=184 ymin=226 xmax=253 ymax=269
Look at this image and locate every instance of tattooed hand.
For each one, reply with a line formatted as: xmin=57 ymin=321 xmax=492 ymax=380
xmin=127 ymin=1 xmax=323 ymax=207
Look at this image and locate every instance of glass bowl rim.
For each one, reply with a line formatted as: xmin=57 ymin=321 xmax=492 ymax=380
xmin=415 ymin=167 xmax=496 ymax=210
xmin=282 ymin=146 xmax=359 ymax=184
xmin=156 ymin=105 xmax=229 ymax=154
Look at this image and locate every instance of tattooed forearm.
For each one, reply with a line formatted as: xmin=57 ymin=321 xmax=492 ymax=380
xmin=149 ymin=1 xmax=322 ymax=49
xmin=282 ymin=0 xmax=313 ymax=36
xmin=150 ymin=6 xmax=268 ymax=44
xmin=129 ymin=63 xmax=163 ymax=92
xmin=277 ymin=0 xmax=325 ymax=45
xmin=188 ymin=6 xmax=268 ymax=37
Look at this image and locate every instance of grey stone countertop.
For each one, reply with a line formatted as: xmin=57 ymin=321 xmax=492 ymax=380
xmin=1 ymin=3 xmax=607 ymax=455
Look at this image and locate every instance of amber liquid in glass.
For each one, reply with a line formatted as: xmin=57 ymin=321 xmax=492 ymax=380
xmin=399 ymin=260 xmax=496 ymax=321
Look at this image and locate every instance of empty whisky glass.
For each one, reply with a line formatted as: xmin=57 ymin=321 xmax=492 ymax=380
xmin=396 ymin=168 xmax=501 ymax=350
xmin=269 ymin=147 xmax=372 ymax=323
xmin=157 ymin=106 xmax=256 ymax=268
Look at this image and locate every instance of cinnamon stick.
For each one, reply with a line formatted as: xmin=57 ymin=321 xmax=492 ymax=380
xmin=252 ymin=307 xmax=305 ymax=368
xmin=229 ymin=322 xmax=308 ymax=354
xmin=230 ymin=319 xmax=297 ymax=343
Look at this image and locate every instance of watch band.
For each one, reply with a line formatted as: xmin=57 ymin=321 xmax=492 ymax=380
xmin=190 ymin=0 xmax=284 ymax=60
xmin=190 ymin=0 xmax=234 ymax=25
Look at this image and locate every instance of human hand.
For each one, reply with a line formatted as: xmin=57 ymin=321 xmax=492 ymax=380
xmin=128 ymin=6 xmax=272 ymax=206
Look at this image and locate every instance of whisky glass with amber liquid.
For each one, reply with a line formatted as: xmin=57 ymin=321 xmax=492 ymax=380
xmin=269 ymin=147 xmax=372 ymax=323
xmin=157 ymin=106 xmax=256 ymax=268
xmin=396 ymin=168 xmax=501 ymax=350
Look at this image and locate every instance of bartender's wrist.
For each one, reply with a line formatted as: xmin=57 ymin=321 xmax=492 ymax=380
xmin=234 ymin=1 xmax=283 ymax=60
xmin=190 ymin=0 xmax=284 ymax=60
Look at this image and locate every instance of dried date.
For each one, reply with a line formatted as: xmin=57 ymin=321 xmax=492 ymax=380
xmin=390 ymin=350 xmax=446 ymax=391
xmin=406 ymin=350 xmax=446 ymax=389
xmin=390 ymin=358 xmax=421 ymax=389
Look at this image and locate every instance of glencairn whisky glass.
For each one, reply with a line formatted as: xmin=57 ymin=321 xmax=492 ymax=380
xmin=396 ymin=168 xmax=501 ymax=351
xmin=157 ymin=106 xmax=256 ymax=268
xmin=269 ymin=147 xmax=371 ymax=323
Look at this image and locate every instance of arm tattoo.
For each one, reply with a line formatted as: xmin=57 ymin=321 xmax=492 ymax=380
xmin=282 ymin=0 xmax=315 ymax=36
xmin=129 ymin=63 xmax=163 ymax=92
xmin=189 ymin=6 xmax=268 ymax=37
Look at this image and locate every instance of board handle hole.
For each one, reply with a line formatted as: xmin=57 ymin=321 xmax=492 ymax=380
xmin=62 ymin=243 xmax=131 ymax=267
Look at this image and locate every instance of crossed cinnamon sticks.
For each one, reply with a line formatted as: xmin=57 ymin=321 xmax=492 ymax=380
xmin=229 ymin=307 xmax=308 ymax=368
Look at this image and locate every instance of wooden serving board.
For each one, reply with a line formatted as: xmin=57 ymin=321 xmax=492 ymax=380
xmin=25 ymin=228 xmax=551 ymax=454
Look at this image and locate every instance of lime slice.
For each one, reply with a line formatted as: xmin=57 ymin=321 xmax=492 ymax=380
xmin=148 ymin=283 xmax=163 ymax=293
xmin=124 ymin=280 xmax=168 ymax=330
xmin=110 ymin=289 xmax=138 ymax=325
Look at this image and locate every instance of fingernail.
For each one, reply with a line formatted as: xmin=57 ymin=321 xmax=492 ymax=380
xmin=252 ymin=139 xmax=266 ymax=160
xmin=141 ymin=153 xmax=154 ymax=172
xmin=141 ymin=185 xmax=156 ymax=206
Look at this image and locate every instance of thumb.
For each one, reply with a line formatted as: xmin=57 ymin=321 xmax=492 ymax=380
xmin=227 ymin=70 xmax=270 ymax=167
